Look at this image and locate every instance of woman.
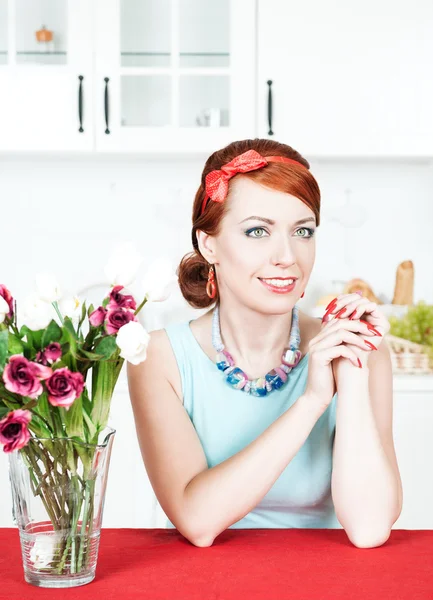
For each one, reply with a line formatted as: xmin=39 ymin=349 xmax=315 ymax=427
xmin=127 ymin=138 xmax=403 ymax=548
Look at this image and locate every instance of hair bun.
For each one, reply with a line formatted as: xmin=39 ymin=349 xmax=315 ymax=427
xmin=177 ymin=252 xmax=216 ymax=309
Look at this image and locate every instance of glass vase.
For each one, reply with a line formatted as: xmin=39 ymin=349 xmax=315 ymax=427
xmin=7 ymin=426 xmax=116 ymax=588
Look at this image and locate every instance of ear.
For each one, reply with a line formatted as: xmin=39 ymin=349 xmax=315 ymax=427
xmin=196 ymin=229 xmax=218 ymax=264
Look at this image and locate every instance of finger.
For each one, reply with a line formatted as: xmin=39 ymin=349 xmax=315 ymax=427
xmin=316 ymin=318 xmax=380 ymax=344
xmin=323 ymin=297 xmax=371 ymax=323
xmin=322 ymin=292 xmax=363 ymax=321
xmin=311 ymin=344 xmax=361 ymax=368
xmin=311 ymin=328 xmax=378 ymax=353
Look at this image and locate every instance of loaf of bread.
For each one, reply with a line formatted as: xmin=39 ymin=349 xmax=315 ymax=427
xmin=343 ymin=278 xmax=382 ymax=304
xmin=392 ymin=260 xmax=414 ymax=305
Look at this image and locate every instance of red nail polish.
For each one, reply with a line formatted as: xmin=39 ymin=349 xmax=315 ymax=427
xmin=335 ymin=307 xmax=347 ymax=318
xmin=348 ymin=310 xmax=357 ymax=320
xmin=325 ymin=298 xmax=338 ymax=312
xmin=364 ymin=340 xmax=377 ymax=351
xmin=367 ymin=326 xmax=382 ymax=336
xmin=357 ymin=358 xmax=363 ymax=368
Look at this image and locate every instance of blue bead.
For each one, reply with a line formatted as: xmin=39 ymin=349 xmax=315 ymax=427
xmin=216 ymin=360 xmax=230 ymax=371
xmin=265 ymin=372 xmax=285 ymax=390
xmin=226 ymin=367 xmax=248 ymax=389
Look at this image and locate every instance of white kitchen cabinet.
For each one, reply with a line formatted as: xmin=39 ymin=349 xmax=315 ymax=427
xmin=0 ymin=0 xmax=93 ymax=152
xmin=93 ymin=0 xmax=256 ymax=153
xmin=257 ymin=0 xmax=433 ymax=158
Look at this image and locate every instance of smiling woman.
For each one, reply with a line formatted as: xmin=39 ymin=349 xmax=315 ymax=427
xmin=127 ymin=138 xmax=401 ymax=548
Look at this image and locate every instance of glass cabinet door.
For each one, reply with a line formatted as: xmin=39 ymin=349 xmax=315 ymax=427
xmin=95 ymin=0 xmax=255 ymax=152
xmin=0 ymin=0 xmax=93 ymax=151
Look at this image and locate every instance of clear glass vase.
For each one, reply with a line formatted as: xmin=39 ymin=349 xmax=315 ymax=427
xmin=7 ymin=426 xmax=116 ymax=588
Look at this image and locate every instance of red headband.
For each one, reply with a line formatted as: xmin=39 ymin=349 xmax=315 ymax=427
xmin=200 ymin=149 xmax=307 ymax=215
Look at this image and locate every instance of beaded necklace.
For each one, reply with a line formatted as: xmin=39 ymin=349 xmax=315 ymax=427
xmin=211 ymin=304 xmax=302 ymax=396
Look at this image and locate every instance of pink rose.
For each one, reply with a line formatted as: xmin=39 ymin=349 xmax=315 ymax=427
xmin=3 ymin=355 xmax=53 ymax=399
xmin=35 ymin=342 xmax=62 ymax=366
xmin=104 ymin=307 xmax=137 ymax=335
xmin=107 ymin=285 xmax=137 ymax=311
xmin=0 ymin=409 xmax=31 ymax=453
xmin=45 ymin=368 xmax=85 ymax=410
xmin=0 ymin=284 xmax=14 ymax=320
xmin=89 ymin=307 xmax=107 ymax=327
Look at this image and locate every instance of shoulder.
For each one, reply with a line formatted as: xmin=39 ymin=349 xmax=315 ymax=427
xmin=127 ymin=327 xmax=184 ymax=403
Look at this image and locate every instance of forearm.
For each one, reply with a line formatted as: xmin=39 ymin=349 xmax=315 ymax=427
xmin=181 ymin=393 xmax=324 ymax=545
xmin=331 ymin=365 xmax=401 ymax=546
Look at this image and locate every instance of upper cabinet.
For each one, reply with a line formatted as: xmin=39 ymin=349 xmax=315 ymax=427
xmin=93 ymin=0 xmax=256 ymax=153
xmin=257 ymin=0 xmax=433 ymax=158
xmin=0 ymin=0 xmax=93 ymax=151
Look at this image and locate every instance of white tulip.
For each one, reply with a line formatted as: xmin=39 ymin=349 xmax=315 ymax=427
xmin=29 ymin=533 xmax=59 ymax=569
xmin=20 ymin=292 xmax=53 ymax=331
xmin=0 ymin=295 xmax=9 ymax=324
xmin=34 ymin=272 xmax=63 ymax=303
xmin=104 ymin=242 xmax=143 ymax=288
xmin=58 ymin=295 xmax=82 ymax=324
xmin=116 ymin=321 xmax=150 ymax=365
xmin=141 ymin=258 xmax=178 ymax=302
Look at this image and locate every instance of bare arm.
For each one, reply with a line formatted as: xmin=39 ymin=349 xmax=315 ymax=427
xmin=127 ymin=330 xmax=325 ymax=547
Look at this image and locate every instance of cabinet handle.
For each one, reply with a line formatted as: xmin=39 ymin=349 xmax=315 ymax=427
xmin=267 ymin=80 xmax=274 ymax=136
xmin=78 ymin=75 xmax=84 ymax=133
xmin=104 ymin=77 xmax=110 ymax=135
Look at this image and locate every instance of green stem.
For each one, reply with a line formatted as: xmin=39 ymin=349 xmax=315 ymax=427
xmin=77 ymin=478 xmax=95 ymax=571
xmin=23 ymin=446 xmax=61 ymax=530
xmin=134 ymin=296 xmax=148 ymax=316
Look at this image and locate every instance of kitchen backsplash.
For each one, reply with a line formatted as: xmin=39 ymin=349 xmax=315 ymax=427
xmin=1 ymin=154 xmax=432 ymax=330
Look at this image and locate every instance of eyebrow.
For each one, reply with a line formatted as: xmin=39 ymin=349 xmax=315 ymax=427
xmin=238 ymin=216 xmax=316 ymax=226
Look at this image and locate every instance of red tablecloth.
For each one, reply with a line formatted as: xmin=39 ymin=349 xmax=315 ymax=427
xmin=0 ymin=528 xmax=432 ymax=599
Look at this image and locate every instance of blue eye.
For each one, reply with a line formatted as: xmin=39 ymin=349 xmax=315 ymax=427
xmin=295 ymin=227 xmax=315 ymax=238
xmin=245 ymin=227 xmax=268 ymax=238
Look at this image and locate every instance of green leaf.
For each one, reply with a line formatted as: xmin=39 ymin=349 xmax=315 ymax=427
xmin=62 ymin=318 xmax=78 ymax=357
xmin=78 ymin=301 xmax=87 ymax=329
xmin=82 ymin=406 xmax=97 ymax=440
xmin=87 ymin=303 xmax=95 ymax=317
xmin=79 ymin=348 xmax=104 ymax=360
xmin=0 ymin=406 xmax=10 ymax=419
xmin=8 ymin=334 xmax=23 ymax=355
xmin=102 ymin=298 xmax=109 ymax=308
xmin=19 ymin=326 xmax=34 ymax=347
xmin=41 ymin=319 xmax=62 ymax=348
xmin=0 ymin=329 xmax=8 ymax=372
xmin=91 ymin=360 xmax=115 ymax=429
xmin=63 ymin=394 xmax=84 ymax=438
xmin=94 ymin=335 xmax=117 ymax=359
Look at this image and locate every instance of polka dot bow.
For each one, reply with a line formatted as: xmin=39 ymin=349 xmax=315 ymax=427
xmin=200 ymin=149 xmax=306 ymax=215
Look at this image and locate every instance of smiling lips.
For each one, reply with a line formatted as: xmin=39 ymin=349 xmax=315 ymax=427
xmin=258 ymin=277 xmax=297 ymax=293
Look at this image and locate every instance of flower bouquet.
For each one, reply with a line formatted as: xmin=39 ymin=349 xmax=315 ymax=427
xmin=0 ymin=245 xmax=176 ymax=588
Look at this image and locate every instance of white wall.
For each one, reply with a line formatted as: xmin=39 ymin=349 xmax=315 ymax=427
xmin=1 ymin=153 xmax=433 ymax=527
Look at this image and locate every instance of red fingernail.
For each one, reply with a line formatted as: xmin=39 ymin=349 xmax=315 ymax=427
xmin=367 ymin=326 xmax=382 ymax=336
xmin=357 ymin=358 xmax=363 ymax=368
xmin=325 ymin=298 xmax=338 ymax=311
xmin=322 ymin=304 xmax=337 ymax=322
xmin=364 ymin=340 xmax=377 ymax=351
xmin=335 ymin=308 xmax=347 ymax=318
xmin=348 ymin=310 xmax=357 ymax=320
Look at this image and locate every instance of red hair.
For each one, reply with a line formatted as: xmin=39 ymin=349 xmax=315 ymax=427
xmin=177 ymin=138 xmax=321 ymax=309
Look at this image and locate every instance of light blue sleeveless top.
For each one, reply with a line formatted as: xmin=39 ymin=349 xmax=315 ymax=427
xmin=164 ymin=320 xmax=341 ymax=529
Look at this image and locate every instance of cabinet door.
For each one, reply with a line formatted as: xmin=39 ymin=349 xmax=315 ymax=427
xmin=94 ymin=0 xmax=256 ymax=153
xmin=257 ymin=0 xmax=433 ymax=157
xmin=0 ymin=0 xmax=93 ymax=152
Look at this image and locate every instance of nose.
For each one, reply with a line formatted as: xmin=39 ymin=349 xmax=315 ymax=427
xmin=270 ymin=233 xmax=297 ymax=268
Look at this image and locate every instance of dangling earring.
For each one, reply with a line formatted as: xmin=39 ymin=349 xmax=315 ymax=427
xmin=301 ymin=292 xmax=305 ymax=298
xmin=206 ymin=264 xmax=217 ymax=299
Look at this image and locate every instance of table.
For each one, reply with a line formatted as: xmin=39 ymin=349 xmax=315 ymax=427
xmin=0 ymin=528 xmax=432 ymax=599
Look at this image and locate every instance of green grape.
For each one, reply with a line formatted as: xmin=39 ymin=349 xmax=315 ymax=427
xmin=389 ymin=301 xmax=433 ymax=367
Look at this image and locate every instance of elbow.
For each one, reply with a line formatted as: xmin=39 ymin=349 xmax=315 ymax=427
xmin=347 ymin=527 xmax=392 ymax=549
xmin=174 ymin=520 xmax=216 ymax=548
